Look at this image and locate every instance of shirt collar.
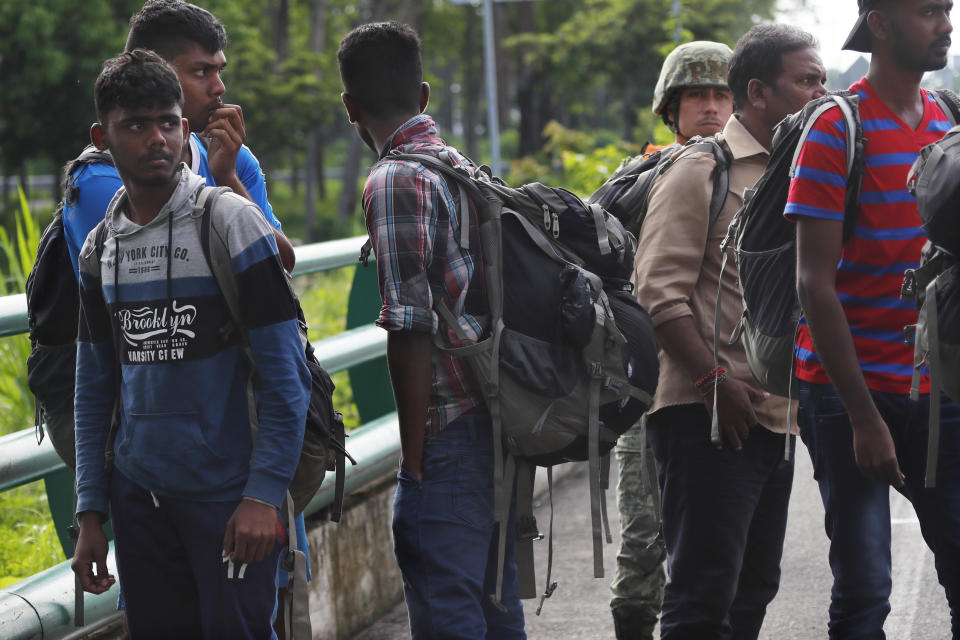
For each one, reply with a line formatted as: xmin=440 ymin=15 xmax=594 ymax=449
xmin=378 ymin=114 xmax=440 ymax=159
xmin=721 ymin=114 xmax=769 ymax=160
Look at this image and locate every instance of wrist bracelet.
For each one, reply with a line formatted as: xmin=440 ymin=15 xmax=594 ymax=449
xmin=694 ymin=365 xmax=728 ymax=394
xmin=698 ymin=370 xmax=728 ymax=396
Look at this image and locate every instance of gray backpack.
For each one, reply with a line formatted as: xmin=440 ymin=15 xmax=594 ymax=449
xmin=901 ymin=123 xmax=960 ymax=488
xmin=369 ymin=151 xmax=659 ymax=613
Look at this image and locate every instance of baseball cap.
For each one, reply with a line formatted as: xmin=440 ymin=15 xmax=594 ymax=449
xmin=843 ymin=0 xmax=884 ymax=52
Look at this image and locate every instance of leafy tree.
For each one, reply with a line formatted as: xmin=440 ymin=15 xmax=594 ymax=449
xmin=0 ymin=0 xmax=140 ymax=188
xmin=505 ymin=0 xmax=778 ymax=150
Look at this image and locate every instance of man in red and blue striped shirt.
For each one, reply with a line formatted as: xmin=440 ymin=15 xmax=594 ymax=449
xmin=786 ymin=1 xmax=960 ymax=637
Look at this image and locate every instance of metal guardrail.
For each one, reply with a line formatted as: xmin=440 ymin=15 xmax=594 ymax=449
xmin=0 ymin=236 xmax=400 ymax=640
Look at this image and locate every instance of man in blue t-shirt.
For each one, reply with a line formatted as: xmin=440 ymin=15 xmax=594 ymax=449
xmin=63 ymin=0 xmax=294 ymax=278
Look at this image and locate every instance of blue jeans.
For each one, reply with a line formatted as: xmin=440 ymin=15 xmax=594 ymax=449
xmin=648 ymin=403 xmax=795 ymax=640
xmin=392 ymin=411 xmax=526 ymax=640
xmin=798 ymin=381 xmax=960 ymax=639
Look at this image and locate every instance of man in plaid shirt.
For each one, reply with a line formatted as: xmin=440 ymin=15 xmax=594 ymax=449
xmin=338 ymin=21 xmax=526 ymax=639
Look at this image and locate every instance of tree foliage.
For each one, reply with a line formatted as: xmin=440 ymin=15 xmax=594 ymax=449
xmin=3 ymin=0 xmax=784 ymax=236
xmin=0 ymin=0 xmax=140 ymax=176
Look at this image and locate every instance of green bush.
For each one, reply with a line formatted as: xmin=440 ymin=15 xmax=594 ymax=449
xmin=508 ymin=121 xmax=646 ymax=197
xmin=0 ymin=189 xmax=63 ymax=585
xmin=294 ymin=267 xmax=362 ymax=432
xmin=0 ymin=188 xmax=42 ymax=437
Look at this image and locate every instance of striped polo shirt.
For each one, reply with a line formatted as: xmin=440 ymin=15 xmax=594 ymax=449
xmin=784 ymin=78 xmax=951 ymax=394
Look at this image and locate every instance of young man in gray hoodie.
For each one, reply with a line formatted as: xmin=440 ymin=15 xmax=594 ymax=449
xmin=71 ymin=49 xmax=309 ymax=639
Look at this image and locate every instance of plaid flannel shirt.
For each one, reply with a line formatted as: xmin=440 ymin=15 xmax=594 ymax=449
xmin=363 ymin=115 xmax=487 ymax=436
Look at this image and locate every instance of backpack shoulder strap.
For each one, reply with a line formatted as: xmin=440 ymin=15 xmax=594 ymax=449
xmin=196 ymin=186 xmax=243 ymax=332
xmin=790 ymin=92 xmax=864 ymax=240
xmin=933 ymin=89 xmax=960 ymax=127
xmin=667 ymin=136 xmax=731 ymax=231
xmin=93 ymin=220 xmax=110 ymax=264
xmin=66 ymin=146 xmax=114 ymax=175
xmin=381 ymin=151 xmax=485 ymax=203
xmin=63 ymin=147 xmax=115 ymax=206
xmin=790 ymin=92 xmax=860 ymax=180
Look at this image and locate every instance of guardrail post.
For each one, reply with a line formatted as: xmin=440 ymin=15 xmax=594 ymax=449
xmin=346 ymin=264 xmax=396 ymax=425
xmin=43 ymin=466 xmax=76 ymax=557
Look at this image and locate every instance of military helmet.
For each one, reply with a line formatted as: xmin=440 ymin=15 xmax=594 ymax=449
xmin=652 ymin=41 xmax=733 ymax=116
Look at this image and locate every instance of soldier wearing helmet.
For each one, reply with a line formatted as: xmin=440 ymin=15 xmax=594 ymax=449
xmin=653 ymin=40 xmax=734 ymax=144
xmin=608 ymin=40 xmax=734 ymax=640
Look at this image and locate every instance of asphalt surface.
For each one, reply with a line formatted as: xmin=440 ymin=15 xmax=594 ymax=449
xmin=351 ymin=448 xmax=952 ymax=640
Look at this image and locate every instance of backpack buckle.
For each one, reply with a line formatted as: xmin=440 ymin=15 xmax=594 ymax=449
xmin=517 ymin=515 xmax=543 ymax=542
xmin=904 ymin=324 xmax=917 ymax=346
xmin=901 ymin=270 xmax=917 ymax=300
xmin=359 ymin=239 xmax=373 ymax=267
xmin=604 ymin=378 xmax=623 ymax=393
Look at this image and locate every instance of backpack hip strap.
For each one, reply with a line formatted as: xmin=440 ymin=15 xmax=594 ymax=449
xmin=534 ymin=466 xmax=558 ymax=616
xmin=588 ymin=372 xmax=604 ymax=578
xmin=489 ymin=452 xmax=517 ymax=613
xmin=923 ymin=278 xmax=942 ymax=489
xmin=281 ymin=491 xmax=312 ymax=640
xmin=514 ymin=460 xmax=539 ymax=600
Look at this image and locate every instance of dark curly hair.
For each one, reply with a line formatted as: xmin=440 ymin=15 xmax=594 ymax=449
xmin=125 ymin=0 xmax=227 ymax=60
xmin=728 ymin=25 xmax=818 ymax=111
xmin=95 ymin=49 xmax=184 ymax=124
xmin=337 ymin=21 xmax=423 ymax=118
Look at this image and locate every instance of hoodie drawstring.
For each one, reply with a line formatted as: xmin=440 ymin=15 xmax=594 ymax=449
xmin=166 ymin=208 xmax=174 ymax=315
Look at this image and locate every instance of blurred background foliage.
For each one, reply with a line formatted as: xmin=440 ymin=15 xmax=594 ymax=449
xmin=0 ymin=0 xmax=788 ymax=240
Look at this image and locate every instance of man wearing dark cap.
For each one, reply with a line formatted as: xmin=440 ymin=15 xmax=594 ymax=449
xmin=786 ymin=1 xmax=960 ymax=637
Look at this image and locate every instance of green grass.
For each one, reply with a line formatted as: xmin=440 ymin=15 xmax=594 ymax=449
xmin=0 ymin=484 xmax=64 ymax=588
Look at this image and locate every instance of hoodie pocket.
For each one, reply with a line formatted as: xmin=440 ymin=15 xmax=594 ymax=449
xmin=120 ymin=411 xmax=240 ymax=494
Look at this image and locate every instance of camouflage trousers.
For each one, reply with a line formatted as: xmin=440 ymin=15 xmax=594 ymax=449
xmin=610 ymin=419 xmax=666 ymax=627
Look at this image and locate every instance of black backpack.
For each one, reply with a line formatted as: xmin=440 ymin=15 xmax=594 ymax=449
xmin=26 ymin=146 xmax=114 ymax=468
xmin=720 ymin=90 xmax=960 ymax=405
xmin=588 ymin=137 xmax=731 ymax=237
xmin=365 ymin=151 xmax=659 ymax=613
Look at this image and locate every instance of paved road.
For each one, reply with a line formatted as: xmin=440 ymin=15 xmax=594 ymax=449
xmin=351 ymin=447 xmax=952 ymax=639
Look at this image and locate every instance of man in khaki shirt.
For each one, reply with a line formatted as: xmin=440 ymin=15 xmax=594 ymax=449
xmin=634 ymin=25 xmax=826 ymax=639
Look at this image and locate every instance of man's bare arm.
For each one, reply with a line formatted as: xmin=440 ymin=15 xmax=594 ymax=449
xmin=386 ymin=331 xmax=432 ymax=479
xmin=796 ymin=216 xmax=904 ymax=487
